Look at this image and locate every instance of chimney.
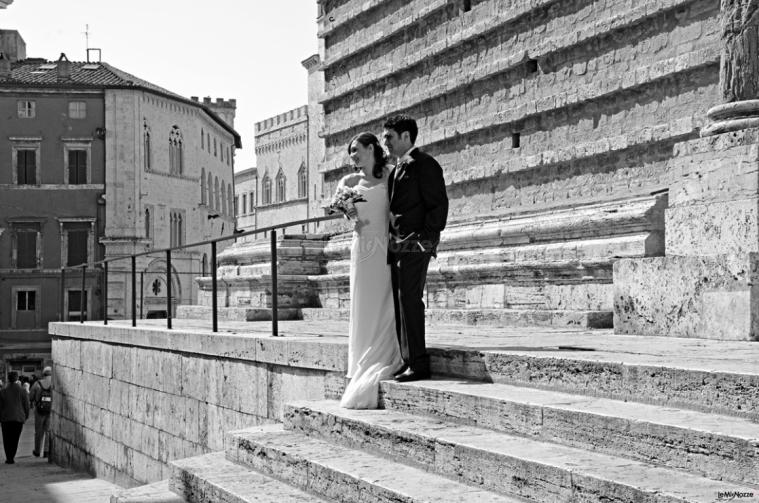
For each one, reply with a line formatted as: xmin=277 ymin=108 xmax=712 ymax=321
xmin=0 ymin=52 xmax=10 ymax=79
xmin=57 ymin=52 xmax=71 ymax=81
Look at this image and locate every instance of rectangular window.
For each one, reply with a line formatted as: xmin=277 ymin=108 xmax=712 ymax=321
xmin=68 ymin=101 xmax=87 ymax=119
xmin=17 ymin=150 xmax=36 ymax=184
xmin=16 ymin=228 xmax=38 ymax=269
xmin=17 ymin=100 xmax=35 ymax=118
xmin=68 ymin=150 xmax=87 ymax=184
xmin=17 ymin=290 xmax=36 ymax=311
xmin=242 ymin=194 xmax=247 ymax=215
xmin=250 ymin=192 xmax=255 ymax=211
xmin=67 ymin=290 xmax=87 ymax=321
xmin=67 ymin=229 xmax=88 ymax=266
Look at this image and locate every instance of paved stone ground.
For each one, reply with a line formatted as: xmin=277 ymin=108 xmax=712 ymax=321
xmin=0 ymin=413 xmax=120 ymax=503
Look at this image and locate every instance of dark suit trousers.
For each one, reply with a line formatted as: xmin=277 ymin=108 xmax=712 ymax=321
xmin=1 ymin=421 xmax=24 ymax=462
xmin=390 ymin=251 xmax=432 ymax=372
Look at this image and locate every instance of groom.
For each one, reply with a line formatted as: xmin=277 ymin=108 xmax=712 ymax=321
xmin=383 ymin=115 xmax=448 ymax=382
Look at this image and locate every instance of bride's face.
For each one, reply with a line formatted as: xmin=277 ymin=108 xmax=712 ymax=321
xmin=349 ymin=140 xmax=374 ymax=171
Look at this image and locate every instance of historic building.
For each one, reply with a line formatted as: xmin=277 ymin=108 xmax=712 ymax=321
xmin=104 ymin=88 xmax=239 ymax=321
xmin=0 ymin=46 xmax=240 ymax=375
xmin=234 ymin=166 xmax=258 ymax=233
xmin=0 ymin=37 xmax=100 ymax=377
xmin=251 ymin=105 xmax=311 ymax=234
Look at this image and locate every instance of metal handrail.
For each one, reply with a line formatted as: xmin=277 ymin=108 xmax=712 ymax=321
xmin=59 ymin=214 xmax=343 ymax=336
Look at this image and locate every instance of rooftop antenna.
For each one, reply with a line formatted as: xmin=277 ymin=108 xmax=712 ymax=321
xmin=83 ymin=24 xmax=102 ymax=63
xmin=83 ymin=24 xmax=90 ymax=59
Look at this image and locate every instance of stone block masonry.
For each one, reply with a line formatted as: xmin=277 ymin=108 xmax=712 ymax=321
xmin=48 ymin=322 xmax=347 ymax=487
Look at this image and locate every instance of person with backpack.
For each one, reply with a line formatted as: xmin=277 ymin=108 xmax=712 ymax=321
xmin=0 ymin=371 xmax=30 ymax=464
xmin=29 ymin=366 xmax=52 ymax=457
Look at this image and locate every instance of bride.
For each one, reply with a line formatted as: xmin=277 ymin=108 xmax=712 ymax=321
xmin=338 ymin=132 xmax=403 ymax=409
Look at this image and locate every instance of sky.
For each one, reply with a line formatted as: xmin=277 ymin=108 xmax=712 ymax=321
xmin=1 ymin=0 xmax=319 ymax=170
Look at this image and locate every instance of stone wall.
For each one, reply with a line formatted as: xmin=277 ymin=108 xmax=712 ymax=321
xmin=316 ymin=0 xmax=720 ymax=222
xmin=48 ymin=322 xmax=345 ymax=487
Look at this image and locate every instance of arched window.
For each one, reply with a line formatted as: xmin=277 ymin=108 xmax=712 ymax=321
xmin=143 ymin=120 xmax=151 ymax=171
xmin=200 ymin=168 xmax=207 ymax=204
xmin=262 ymin=175 xmax=272 ymax=205
xmin=214 ymin=176 xmax=220 ymax=210
xmin=169 ymin=126 xmax=184 ymax=175
xmin=145 ymin=207 xmax=151 ymax=239
xmin=276 ymin=169 xmax=286 ymax=202
xmin=207 ymin=172 xmax=214 ymax=209
xmin=297 ymin=163 xmax=307 ymax=198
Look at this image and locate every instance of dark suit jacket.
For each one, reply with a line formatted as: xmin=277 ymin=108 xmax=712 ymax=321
xmin=388 ymin=148 xmax=448 ymax=256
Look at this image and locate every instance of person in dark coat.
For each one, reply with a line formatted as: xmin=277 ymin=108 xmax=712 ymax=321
xmin=0 ymin=371 xmax=30 ymax=464
xmin=383 ymin=115 xmax=449 ymax=382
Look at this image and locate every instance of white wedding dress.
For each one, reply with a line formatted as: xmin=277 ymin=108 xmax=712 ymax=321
xmin=340 ymin=180 xmax=403 ymax=409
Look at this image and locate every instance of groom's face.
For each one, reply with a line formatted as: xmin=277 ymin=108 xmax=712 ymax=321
xmin=382 ymin=129 xmax=410 ymax=158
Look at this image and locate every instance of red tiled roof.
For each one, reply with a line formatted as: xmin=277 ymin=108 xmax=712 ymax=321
xmin=0 ymin=59 xmax=241 ymax=147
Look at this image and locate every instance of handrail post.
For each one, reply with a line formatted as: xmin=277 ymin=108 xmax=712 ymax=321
xmin=271 ymin=228 xmax=278 ymax=337
xmin=103 ymin=261 xmax=108 ymax=325
xmin=166 ymin=249 xmax=172 ymax=329
xmin=131 ymin=256 xmax=137 ymax=327
xmin=60 ymin=268 xmax=65 ymax=321
xmin=140 ymin=271 xmax=144 ymax=320
xmin=80 ymin=264 xmax=86 ymax=323
xmin=211 ymin=241 xmax=218 ymax=333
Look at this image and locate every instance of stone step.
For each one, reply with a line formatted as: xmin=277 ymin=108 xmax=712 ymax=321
xmin=111 ymin=480 xmax=185 ymax=503
xmin=227 ymin=425 xmax=520 ymax=503
xmin=283 ymin=400 xmax=759 ymax=503
xmin=175 ymin=305 xmax=300 ymax=321
xmin=377 ymin=378 xmax=759 ymax=485
xmin=300 ymin=307 xmax=613 ymax=328
xmin=170 ymin=451 xmax=329 ymax=503
xmin=426 ymin=336 xmax=759 ymax=422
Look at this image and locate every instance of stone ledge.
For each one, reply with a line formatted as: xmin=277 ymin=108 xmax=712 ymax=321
xmin=284 ymin=399 xmax=759 ymax=494
xmin=377 ymin=380 xmax=759 ymax=485
xmin=169 ymin=451 xmax=327 ymax=502
xmin=300 ymin=307 xmax=612 ymax=329
xmin=111 ymin=480 xmax=183 ymax=503
xmin=228 ymin=426 xmax=515 ymax=502
xmin=49 ymin=322 xmax=348 ymax=372
xmin=614 ymin=254 xmax=759 ymax=340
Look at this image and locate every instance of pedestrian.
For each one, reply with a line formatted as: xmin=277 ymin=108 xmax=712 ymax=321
xmin=29 ymin=366 xmax=53 ymax=457
xmin=0 ymin=371 xmax=30 ymax=464
xmin=20 ymin=375 xmax=30 ymax=395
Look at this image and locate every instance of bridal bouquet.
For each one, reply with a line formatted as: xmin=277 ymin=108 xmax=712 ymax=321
xmin=327 ymin=186 xmax=366 ymax=218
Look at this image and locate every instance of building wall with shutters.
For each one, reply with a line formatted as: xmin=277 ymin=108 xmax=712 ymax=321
xmin=0 ymin=90 xmax=106 ymax=354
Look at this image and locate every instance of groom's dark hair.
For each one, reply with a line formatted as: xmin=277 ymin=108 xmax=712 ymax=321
xmin=383 ymin=115 xmax=418 ymax=145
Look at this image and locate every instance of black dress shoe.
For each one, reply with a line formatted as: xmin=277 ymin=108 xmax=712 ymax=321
xmin=32 ymin=451 xmax=39 ymax=457
xmin=392 ymin=365 xmax=409 ymax=380
xmin=5 ymin=459 xmax=14 ymax=464
xmin=394 ymin=367 xmax=430 ymax=382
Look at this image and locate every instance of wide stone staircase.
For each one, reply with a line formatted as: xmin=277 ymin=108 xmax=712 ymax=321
xmin=112 ymin=332 xmax=759 ymax=503
xmin=180 ymin=193 xmax=666 ymax=330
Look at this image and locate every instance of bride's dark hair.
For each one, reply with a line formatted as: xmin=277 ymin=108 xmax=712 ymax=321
xmin=348 ymin=132 xmax=387 ymax=179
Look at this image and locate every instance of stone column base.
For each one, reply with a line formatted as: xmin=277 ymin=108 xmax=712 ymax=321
xmin=614 ymin=254 xmax=759 ymax=340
